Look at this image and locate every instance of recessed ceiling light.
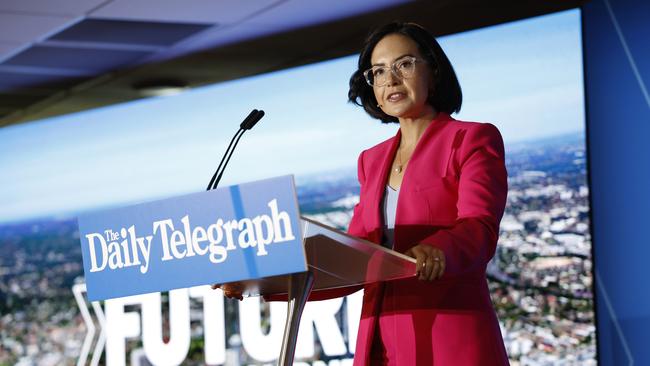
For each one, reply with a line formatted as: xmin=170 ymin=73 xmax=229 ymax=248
xmin=132 ymin=78 xmax=188 ymax=97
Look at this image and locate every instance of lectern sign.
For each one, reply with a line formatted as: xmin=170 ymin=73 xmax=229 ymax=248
xmin=78 ymin=175 xmax=305 ymax=301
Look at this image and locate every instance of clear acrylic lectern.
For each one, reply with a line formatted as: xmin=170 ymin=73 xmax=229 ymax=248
xmin=224 ymin=216 xmax=416 ymax=365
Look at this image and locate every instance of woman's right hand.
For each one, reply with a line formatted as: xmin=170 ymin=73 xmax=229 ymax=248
xmin=211 ymin=282 xmax=245 ymax=300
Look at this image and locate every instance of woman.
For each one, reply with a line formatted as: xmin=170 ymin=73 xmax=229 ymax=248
xmin=219 ymin=22 xmax=510 ymax=365
xmin=341 ymin=21 xmax=509 ymax=365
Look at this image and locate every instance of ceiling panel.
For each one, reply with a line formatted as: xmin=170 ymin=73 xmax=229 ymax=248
xmin=0 ymin=13 xmax=76 ymax=44
xmin=49 ymin=18 xmax=214 ymax=47
xmin=0 ymin=92 xmax=53 ymax=109
xmin=0 ymin=0 xmax=586 ymax=128
xmin=138 ymin=0 xmax=411 ymax=62
xmin=0 ymin=0 xmax=107 ymax=16
xmin=90 ymin=0 xmax=280 ymax=24
xmin=0 ymin=42 xmax=22 ymax=61
xmin=3 ymin=45 xmax=152 ymax=72
xmin=245 ymin=0 xmax=413 ymax=27
xmin=0 ymin=69 xmax=85 ymax=91
xmin=143 ymin=24 xmax=274 ymax=63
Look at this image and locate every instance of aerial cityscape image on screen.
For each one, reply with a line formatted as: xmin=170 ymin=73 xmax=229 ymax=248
xmin=0 ymin=9 xmax=595 ymax=366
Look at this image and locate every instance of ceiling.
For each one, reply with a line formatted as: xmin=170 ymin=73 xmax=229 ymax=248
xmin=0 ymin=0 xmax=585 ymax=128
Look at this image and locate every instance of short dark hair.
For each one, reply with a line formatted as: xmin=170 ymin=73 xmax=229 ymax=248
xmin=348 ymin=22 xmax=462 ymax=123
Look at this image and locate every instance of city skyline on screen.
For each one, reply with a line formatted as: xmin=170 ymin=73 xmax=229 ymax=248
xmin=0 ymin=9 xmax=583 ymax=224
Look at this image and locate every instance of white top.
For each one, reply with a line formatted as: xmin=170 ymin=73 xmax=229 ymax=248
xmin=382 ymin=185 xmax=399 ymax=249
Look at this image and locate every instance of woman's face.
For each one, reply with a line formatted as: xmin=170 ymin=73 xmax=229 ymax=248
xmin=370 ymin=33 xmax=434 ymax=120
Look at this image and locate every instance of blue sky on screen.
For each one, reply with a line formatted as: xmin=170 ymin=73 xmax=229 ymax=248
xmin=0 ymin=9 xmax=583 ymax=224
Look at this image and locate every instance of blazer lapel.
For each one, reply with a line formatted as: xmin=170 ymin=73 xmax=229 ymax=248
xmin=364 ymin=112 xmax=452 ymax=246
xmin=393 ymin=112 xmax=452 ymax=250
xmin=366 ymin=129 xmax=401 ymax=242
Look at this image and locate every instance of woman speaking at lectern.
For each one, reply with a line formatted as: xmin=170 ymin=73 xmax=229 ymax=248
xmin=339 ymin=22 xmax=509 ymax=365
xmin=221 ymin=22 xmax=510 ymax=365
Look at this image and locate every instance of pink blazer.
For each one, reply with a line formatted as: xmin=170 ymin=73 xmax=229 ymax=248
xmin=309 ymin=112 xmax=510 ymax=365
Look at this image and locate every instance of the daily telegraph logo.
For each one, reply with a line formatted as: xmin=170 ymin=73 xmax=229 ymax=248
xmin=86 ymin=199 xmax=295 ymax=273
xmin=78 ymin=175 xmax=306 ymax=301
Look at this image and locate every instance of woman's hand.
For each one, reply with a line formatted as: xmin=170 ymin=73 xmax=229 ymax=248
xmin=404 ymin=244 xmax=446 ymax=281
xmin=211 ymin=282 xmax=245 ymax=300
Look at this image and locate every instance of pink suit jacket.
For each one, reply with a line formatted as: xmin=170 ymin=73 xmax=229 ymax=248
xmin=310 ymin=112 xmax=510 ymax=365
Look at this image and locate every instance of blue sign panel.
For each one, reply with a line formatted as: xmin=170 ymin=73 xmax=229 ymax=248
xmin=78 ymin=175 xmax=306 ymax=301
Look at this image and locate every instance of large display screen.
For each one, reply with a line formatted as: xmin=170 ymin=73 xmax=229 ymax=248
xmin=0 ymin=8 xmax=595 ymax=365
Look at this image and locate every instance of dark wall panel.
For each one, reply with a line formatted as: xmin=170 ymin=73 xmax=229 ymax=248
xmin=582 ymin=0 xmax=650 ymax=364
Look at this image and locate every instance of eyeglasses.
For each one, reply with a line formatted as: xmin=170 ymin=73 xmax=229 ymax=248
xmin=363 ymin=56 xmax=424 ymax=87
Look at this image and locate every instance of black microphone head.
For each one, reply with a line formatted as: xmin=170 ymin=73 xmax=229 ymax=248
xmin=244 ymin=109 xmax=265 ymax=130
xmin=239 ymin=109 xmax=258 ymax=130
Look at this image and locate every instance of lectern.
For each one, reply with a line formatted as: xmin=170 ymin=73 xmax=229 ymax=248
xmin=229 ymin=216 xmax=417 ymax=365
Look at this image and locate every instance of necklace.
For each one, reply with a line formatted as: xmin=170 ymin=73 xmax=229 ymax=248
xmin=394 ymin=145 xmax=411 ymax=174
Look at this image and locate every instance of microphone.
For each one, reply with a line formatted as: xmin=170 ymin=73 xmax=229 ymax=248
xmin=241 ymin=110 xmax=264 ymax=130
xmin=206 ymin=109 xmax=265 ymax=191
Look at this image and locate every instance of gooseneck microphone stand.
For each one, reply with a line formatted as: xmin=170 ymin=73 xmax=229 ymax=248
xmin=205 ymin=109 xmax=314 ymax=366
xmin=206 ymin=109 xmax=265 ymax=191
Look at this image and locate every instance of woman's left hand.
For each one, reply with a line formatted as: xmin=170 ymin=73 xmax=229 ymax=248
xmin=404 ymin=244 xmax=446 ymax=281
